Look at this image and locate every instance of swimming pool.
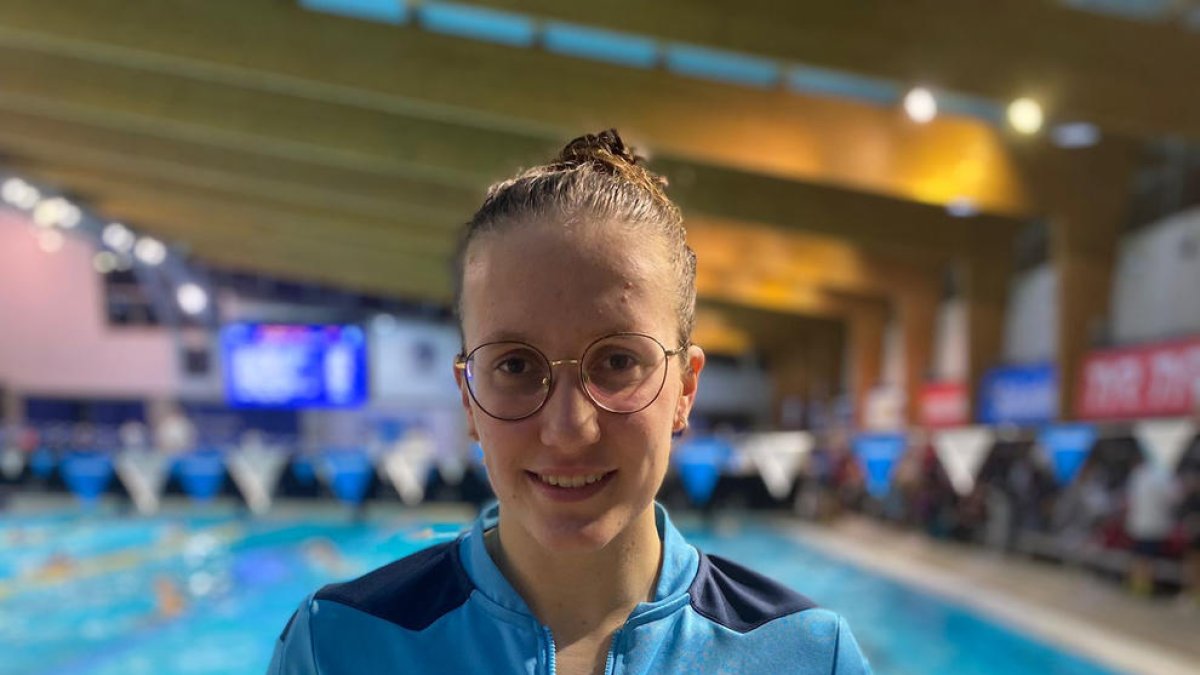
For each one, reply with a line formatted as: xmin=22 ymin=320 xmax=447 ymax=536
xmin=0 ymin=504 xmax=1117 ymax=675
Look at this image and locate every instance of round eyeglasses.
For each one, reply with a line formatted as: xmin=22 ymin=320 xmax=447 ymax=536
xmin=455 ymin=332 xmax=687 ymax=421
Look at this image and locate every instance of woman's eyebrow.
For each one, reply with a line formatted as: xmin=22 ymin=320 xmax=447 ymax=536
xmin=477 ymin=330 xmax=533 ymax=344
xmin=476 ymin=325 xmax=650 ymax=346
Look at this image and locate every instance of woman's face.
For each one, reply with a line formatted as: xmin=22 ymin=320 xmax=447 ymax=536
xmin=456 ymin=222 xmax=704 ymax=553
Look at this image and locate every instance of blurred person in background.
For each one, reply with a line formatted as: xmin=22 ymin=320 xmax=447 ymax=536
xmin=270 ymin=130 xmax=871 ymax=674
xmin=153 ymin=574 xmax=186 ymax=620
xmin=916 ymin=440 xmax=959 ymax=540
xmin=1053 ymin=462 xmax=1115 ymax=559
xmin=34 ymin=552 xmax=76 ymax=582
xmin=1181 ymin=460 xmax=1200 ymax=610
xmin=300 ymin=537 xmax=351 ymax=578
xmin=1125 ymin=454 xmax=1181 ymax=595
xmin=1178 ymin=420 xmax=1200 ymax=610
xmin=155 ymin=404 xmax=196 ymax=456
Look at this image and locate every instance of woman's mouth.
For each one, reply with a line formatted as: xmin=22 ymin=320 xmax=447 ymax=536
xmin=525 ymin=470 xmax=616 ymax=502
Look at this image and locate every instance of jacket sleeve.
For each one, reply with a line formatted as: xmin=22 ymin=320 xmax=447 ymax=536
xmin=268 ymin=596 xmax=319 ymax=675
xmin=831 ymin=615 xmax=872 ymax=674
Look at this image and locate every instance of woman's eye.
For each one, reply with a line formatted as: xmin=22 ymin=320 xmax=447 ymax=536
xmin=605 ymin=353 xmax=636 ymax=370
xmin=497 ymin=358 xmax=530 ymax=375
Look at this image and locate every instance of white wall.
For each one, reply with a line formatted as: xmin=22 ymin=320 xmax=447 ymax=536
xmin=1112 ymin=207 xmax=1200 ymax=344
xmin=932 ymin=298 xmax=968 ymax=382
xmin=0 ymin=213 xmax=179 ymax=397
xmin=1003 ymin=263 xmax=1058 ymax=364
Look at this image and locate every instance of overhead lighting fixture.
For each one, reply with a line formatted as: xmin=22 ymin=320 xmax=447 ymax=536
xmin=1007 ymin=98 xmax=1044 ymax=135
xmin=1050 ymin=122 xmax=1101 ymax=149
xmin=176 ymin=283 xmax=209 ymax=316
xmin=36 ymin=229 xmax=64 ymax=253
xmin=1 ymin=178 xmax=40 ymax=210
xmin=903 ymin=87 xmax=938 ymax=124
xmin=32 ymin=197 xmax=82 ymax=229
xmin=946 ymin=197 xmax=979 ymax=218
xmin=135 ymin=238 xmax=166 ymax=265
xmin=134 ymin=236 xmax=167 ymax=266
xmin=102 ymin=222 xmax=136 ymax=253
xmin=93 ymin=251 xmax=118 ymax=274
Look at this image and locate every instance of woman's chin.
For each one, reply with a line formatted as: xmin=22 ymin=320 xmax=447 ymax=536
xmin=529 ymin=513 xmax=622 ymax=554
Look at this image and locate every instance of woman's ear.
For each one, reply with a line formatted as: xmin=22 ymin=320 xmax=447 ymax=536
xmin=453 ymin=361 xmax=479 ymax=441
xmin=673 ymin=345 xmax=705 ymax=433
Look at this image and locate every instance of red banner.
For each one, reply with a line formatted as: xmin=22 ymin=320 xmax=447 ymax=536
xmin=1077 ymin=337 xmax=1200 ymax=420
xmin=919 ymin=381 xmax=969 ymax=428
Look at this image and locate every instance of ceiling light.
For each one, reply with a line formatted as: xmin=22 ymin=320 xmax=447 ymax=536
xmin=176 ymin=283 xmax=209 ymax=315
xmin=102 ymin=223 xmax=136 ymax=253
xmin=93 ymin=251 xmax=118 ymax=274
xmin=2 ymin=178 xmax=40 ymax=209
xmin=1007 ymin=98 xmax=1044 ymax=135
xmin=904 ymin=87 xmax=938 ymax=124
xmin=134 ymin=237 xmax=167 ymax=266
xmin=32 ymin=197 xmax=82 ymax=229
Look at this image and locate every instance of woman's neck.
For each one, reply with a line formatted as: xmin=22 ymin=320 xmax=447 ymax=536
xmin=487 ymin=507 xmax=663 ymax=646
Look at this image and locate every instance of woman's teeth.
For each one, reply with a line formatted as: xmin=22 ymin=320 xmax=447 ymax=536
xmin=537 ymin=472 xmax=608 ymax=488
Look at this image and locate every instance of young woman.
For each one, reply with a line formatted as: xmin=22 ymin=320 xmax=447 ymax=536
xmin=270 ymin=130 xmax=871 ymax=674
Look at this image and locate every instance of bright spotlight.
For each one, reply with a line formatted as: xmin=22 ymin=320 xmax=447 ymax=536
xmin=93 ymin=251 xmax=118 ymax=274
xmin=176 ymin=283 xmax=209 ymax=315
xmin=134 ymin=237 xmax=167 ymax=266
xmin=32 ymin=197 xmax=82 ymax=229
xmin=904 ymin=87 xmax=938 ymax=124
xmin=37 ymin=230 xmax=64 ymax=253
xmin=2 ymin=178 xmax=41 ymax=210
xmin=102 ymin=223 xmax=136 ymax=253
xmin=1007 ymin=98 xmax=1044 ymax=135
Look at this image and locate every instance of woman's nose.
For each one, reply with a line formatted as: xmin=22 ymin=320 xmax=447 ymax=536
xmin=538 ymin=368 xmax=601 ymax=449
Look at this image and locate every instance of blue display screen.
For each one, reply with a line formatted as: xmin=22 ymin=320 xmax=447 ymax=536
xmin=220 ymin=324 xmax=368 ymax=409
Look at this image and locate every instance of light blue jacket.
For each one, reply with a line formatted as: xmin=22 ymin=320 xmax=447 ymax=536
xmin=270 ymin=503 xmax=871 ymax=674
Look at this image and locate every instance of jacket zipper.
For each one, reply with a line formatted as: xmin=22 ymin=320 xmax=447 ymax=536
xmin=543 ymin=625 xmax=621 ymax=675
xmin=543 ymin=625 xmax=557 ymax=675
xmin=603 ymin=628 xmax=621 ymax=675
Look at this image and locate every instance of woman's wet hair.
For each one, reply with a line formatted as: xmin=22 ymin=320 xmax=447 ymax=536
xmin=453 ymin=129 xmax=697 ymax=350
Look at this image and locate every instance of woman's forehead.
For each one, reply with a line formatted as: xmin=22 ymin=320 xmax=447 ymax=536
xmin=461 ymin=223 xmax=676 ymax=344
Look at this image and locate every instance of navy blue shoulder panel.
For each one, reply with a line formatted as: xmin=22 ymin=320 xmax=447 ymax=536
xmin=688 ymin=551 xmax=819 ymax=633
xmin=278 ymin=608 xmax=299 ymax=642
xmin=315 ymin=540 xmax=474 ymax=631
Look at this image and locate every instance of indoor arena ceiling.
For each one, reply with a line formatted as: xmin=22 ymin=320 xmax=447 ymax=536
xmin=0 ymin=0 xmax=1194 ymax=324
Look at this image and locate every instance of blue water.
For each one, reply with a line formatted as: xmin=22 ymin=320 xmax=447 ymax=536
xmin=0 ymin=508 xmax=1118 ymax=675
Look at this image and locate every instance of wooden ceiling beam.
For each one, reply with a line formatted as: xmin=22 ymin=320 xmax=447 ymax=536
xmin=0 ymin=69 xmax=1016 ymax=261
xmin=0 ymin=0 xmax=1033 ymax=217
xmin=474 ymin=0 xmax=1200 ymax=141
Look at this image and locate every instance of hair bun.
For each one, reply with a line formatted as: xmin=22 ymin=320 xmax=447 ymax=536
xmin=554 ymin=129 xmax=668 ymax=189
xmin=556 ymin=129 xmax=641 ymax=169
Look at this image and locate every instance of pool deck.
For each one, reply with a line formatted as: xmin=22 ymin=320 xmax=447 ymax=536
xmin=777 ymin=514 xmax=1200 ymax=675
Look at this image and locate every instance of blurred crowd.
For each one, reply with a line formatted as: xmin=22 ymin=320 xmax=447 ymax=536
xmin=798 ymin=432 xmax=1200 ymax=607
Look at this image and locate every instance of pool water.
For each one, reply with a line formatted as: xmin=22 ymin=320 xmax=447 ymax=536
xmin=0 ymin=506 xmax=1117 ymax=675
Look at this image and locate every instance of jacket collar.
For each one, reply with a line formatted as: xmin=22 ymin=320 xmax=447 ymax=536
xmin=458 ymin=501 xmax=699 ymax=623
